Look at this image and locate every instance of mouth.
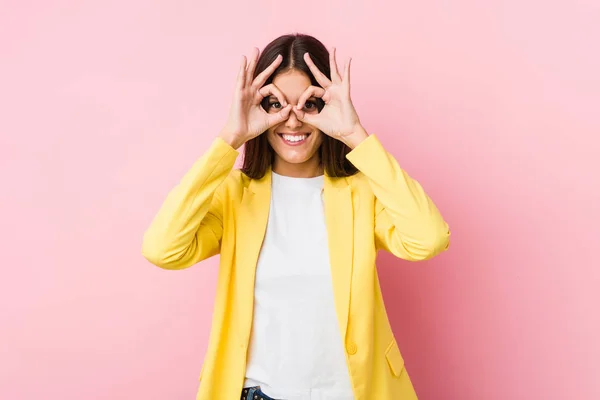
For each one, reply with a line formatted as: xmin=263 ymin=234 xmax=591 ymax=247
xmin=278 ymin=132 xmax=311 ymax=146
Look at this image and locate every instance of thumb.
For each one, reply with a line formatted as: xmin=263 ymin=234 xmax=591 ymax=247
xmin=292 ymin=106 xmax=319 ymax=126
xmin=267 ymin=104 xmax=293 ymax=126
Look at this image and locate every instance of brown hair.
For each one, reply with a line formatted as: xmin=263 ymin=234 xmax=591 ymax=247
xmin=241 ymin=33 xmax=358 ymax=179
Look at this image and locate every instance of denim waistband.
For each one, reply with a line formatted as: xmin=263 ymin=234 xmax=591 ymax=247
xmin=241 ymin=386 xmax=281 ymax=400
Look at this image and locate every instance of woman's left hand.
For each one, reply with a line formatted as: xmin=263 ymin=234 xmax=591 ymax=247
xmin=293 ymin=47 xmax=368 ymax=149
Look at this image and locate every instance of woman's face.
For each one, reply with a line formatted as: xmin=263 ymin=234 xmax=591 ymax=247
xmin=264 ymin=69 xmax=324 ymax=177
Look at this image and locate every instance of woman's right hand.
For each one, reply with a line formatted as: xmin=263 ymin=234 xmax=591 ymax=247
xmin=219 ymin=48 xmax=293 ymax=149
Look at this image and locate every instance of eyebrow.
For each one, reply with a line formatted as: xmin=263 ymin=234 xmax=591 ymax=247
xmin=267 ymin=95 xmax=318 ymax=103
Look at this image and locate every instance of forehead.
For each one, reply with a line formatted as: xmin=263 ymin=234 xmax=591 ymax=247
xmin=271 ymin=69 xmax=312 ymax=102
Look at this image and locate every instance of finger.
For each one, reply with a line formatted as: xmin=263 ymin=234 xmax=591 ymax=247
xmin=252 ymin=54 xmax=283 ymax=89
xmin=256 ymin=83 xmax=288 ymax=106
xmin=237 ymin=55 xmax=247 ymax=90
xmin=344 ymin=57 xmax=351 ymax=84
xmin=266 ymin=104 xmax=293 ymax=126
xmin=303 ymin=52 xmax=331 ymax=88
xmin=245 ymin=47 xmax=259 ymax=86
xmin=343 ymin=57 xmax=352 ymax=94
xmin=292 ymin=106 xmax=318 ymax=126
xmin=296 ymin=85 xmax=326 ymax=110
xmin=329 ymin=47 xmax=342 ymax=83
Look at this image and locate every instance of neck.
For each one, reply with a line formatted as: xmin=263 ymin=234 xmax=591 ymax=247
xmin=272 ymin=157 xmax=323 ymax=178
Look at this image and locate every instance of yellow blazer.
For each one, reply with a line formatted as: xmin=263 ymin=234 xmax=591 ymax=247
xmin=142 ymin=134 xmax=450 ymax=400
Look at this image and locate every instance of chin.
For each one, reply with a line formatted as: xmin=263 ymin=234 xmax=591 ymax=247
xmin=271 ymin=144 xmax=318 ymax=164
xmin=278 ymin=153 xmax=316 ymax=165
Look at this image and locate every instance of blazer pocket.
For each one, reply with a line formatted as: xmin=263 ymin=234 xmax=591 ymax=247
xmin=385 ymin=339 xmax=405 ymax=377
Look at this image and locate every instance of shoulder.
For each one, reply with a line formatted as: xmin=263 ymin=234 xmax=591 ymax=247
xmin=217 ymin=168 xmax=251 ymax=197
xmin=224 ymin=168 xmax=249 ymax=184
xmin=327 ymin=171 xmax=374 ymax=198
xmin=346 ymin=170 xmax=370 ymax=191
xmin=346 ymin=171 xmax=377 ymax=206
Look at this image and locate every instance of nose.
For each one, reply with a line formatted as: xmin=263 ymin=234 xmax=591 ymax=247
xmin=284 ymin=109 xmax=302 ymax=129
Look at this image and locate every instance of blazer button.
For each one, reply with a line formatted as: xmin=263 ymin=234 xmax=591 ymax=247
xmin=346 ymin=341 xmax=358 ymax=355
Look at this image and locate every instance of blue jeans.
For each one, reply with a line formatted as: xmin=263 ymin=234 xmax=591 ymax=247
xmin=241 ymin=386 xmax=282 ymax=400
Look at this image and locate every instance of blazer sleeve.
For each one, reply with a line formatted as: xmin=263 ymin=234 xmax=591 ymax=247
xmin=345 ymin=134 xmax=450 ymax=261
xmin=141 ymin=137 xmax=239 ymax=269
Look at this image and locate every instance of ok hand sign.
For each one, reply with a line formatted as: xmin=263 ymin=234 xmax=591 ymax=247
xmin=220 ymin=48 xmax=294 ymax=149
xmin=292 ymin=48 xmax=368 ymax=148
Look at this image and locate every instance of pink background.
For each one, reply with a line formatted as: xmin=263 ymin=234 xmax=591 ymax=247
xmin=1 ymin=1 xmax=599 ymax=399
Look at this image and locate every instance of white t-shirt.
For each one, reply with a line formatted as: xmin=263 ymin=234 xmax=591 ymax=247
xmin=243 ymin=171 xmax=354 ymax=400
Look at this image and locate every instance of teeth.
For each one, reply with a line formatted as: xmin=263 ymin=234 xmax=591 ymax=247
xmin=282 ymin=134 xmax=307 ymax=142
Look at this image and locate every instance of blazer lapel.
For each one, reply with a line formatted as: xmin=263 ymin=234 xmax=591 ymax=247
xmin=234 ymin=169 xmax=355 ymax=345
xmin=235 ymin=170 xmax=272 ymax=341
xmin=323 ymin=174 xmax=354 ymax=342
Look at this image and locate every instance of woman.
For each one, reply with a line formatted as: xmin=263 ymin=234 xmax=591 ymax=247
xmin=142 ymin=33 xmax=450 ymax=400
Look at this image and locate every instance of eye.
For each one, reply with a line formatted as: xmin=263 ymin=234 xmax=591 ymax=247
xmin=303 ymin=100 xmax=318 ymax=112
xmin=268 ymin=101 xmax=282 ymax=110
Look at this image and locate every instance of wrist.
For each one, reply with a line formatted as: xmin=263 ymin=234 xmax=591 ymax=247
xmin=219 ymin=130 xmax=244 ymax=150
xmin=341 ymin=125 xmax=369 ymax=149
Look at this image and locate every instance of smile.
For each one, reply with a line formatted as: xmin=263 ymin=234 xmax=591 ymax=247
xmin=278 ymin=133 xmax=311 ymax=146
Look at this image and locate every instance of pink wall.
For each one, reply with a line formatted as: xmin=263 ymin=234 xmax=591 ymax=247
xmin=1 ymin=1 xmax=598 ymax=399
